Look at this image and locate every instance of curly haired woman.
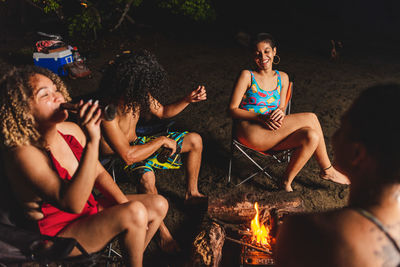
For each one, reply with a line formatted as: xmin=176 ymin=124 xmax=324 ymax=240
xmin=99 ymin=49 xmax=207 ymax=252
xmin=0 ymin=65 xmax=168 ymax=267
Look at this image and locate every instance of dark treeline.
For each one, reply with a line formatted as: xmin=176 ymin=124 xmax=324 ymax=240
xmin=1 ymin=0 xmax=399 ymax=41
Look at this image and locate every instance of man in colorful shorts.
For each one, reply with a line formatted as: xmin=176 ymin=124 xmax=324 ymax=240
xmin=99 ymin=50 xmax=207 ymax=252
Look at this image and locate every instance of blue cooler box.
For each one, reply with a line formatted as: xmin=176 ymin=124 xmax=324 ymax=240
xmin=33 ymin=49 xmax=73 ymax=76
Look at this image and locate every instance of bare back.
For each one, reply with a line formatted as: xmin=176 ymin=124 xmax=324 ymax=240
xmin=100 ymin=107 xmax=140 ymax=156
xmin=276 ymin=209 xmax=400 ymax=267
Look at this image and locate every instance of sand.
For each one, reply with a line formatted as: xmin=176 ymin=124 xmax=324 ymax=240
xmin=1 ymin=27 xmax=400 ymax=266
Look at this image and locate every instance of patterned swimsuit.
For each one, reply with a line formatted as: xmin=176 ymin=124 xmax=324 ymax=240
xmin=239 ymin=70 xmax=282 ymax=115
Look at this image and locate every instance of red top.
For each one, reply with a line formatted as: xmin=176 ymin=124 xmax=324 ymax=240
xmin=38 ymin=132 xmax=98 ymax=236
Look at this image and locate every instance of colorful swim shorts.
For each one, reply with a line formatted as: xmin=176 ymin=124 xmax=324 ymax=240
xmin=124 ymin=131 xmax=188 ymax=176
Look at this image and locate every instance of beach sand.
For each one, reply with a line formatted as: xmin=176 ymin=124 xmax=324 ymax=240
xmin=1 ymin=27 xmax=400 ymax=266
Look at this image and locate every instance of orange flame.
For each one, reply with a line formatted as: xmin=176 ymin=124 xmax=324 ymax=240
xmin=250 ymin=202 xmax=270 ymax=246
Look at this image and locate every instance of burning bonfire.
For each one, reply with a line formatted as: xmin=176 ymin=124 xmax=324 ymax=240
xmin=237 ymin=202 xmax=276 ymax=265
xmin=240 ymin=202 xmax=275 ymax=253
xmin=250 ymin=202 xmax=273 ymax=248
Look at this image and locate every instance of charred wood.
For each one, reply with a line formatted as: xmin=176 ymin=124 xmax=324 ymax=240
xmin=208 ymin=191 xmax=304 ymax=223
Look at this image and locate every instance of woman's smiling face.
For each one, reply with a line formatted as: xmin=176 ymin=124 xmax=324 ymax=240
xmin=28 ymin=73 xmax=68 ymax=125
xmin=254 ymin=41 xmax=276 ymax=70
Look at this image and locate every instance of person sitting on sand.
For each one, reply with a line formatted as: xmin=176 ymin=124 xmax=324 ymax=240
xmin=229 ymin=33 xmax=349 ymax=192
xmin=99 ymin=49 xmax=207 ymax=252
xmin=0 ymin=66 xmax=168 ymax=267
xmin=275 ymin=84 xmax=400 ymax=267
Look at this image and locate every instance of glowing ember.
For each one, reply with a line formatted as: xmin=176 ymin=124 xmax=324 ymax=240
xmin=250 ymin=202 xmax=271 ymax=247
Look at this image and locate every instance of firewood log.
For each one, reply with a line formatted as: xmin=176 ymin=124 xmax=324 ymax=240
xmin=208 ymin=191 xmax=304 ymax=223
xmin=188 ymin=222 xmax=226 ymax=267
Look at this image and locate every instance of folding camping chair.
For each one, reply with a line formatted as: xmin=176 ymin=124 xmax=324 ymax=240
xmin=0 ymin=186 xmax=115 ymax=267
xmin=228 ymin=81 xmax=294 ymax=186
xmin=0 ymin=221 xmax=100 ymax=267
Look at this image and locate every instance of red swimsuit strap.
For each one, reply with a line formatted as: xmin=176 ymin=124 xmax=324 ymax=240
xmin=48 ymin=131 xmax=83 ymax=180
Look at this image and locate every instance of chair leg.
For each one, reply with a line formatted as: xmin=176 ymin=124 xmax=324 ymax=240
xmin=231 ymin=144 xmax=274 ymax=186
xmin=228 ymin=157 xmax=232 ymax=184
xmin=228 ymin=139 xmax=236 ymax=184
xmin=105 ymin=158 xmax=117 ymax=183
xmin=111 ymin=163 xmax=116 ymax=183
xmin=106 ymin=242 xmax=122 ymax=267
xmin=236 ymin=170 xmax=260 ymax=186
xmin=235 ymin=144 xmax=273 ymax=179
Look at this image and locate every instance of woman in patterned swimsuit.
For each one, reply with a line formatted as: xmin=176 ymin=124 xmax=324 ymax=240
xmin=0 ymin=66 xmax=168 ymax=267
xmin=229 ymin=33 xmax=349 ymax=191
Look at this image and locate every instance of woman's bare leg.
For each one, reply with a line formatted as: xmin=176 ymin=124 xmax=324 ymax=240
xmin=58 ymin=195 xmax=166 ymax=267
xmin=125 ymin=194 xmax=169 ymax=247
xmin=272 ymin=127 xmax=319 ymax=191
xmin=238 ymin=113 xmax=349 ymax=191
xmin=137 ymin=172 xmax=179 ymax=252
xmin=180 ymin=132 xmax=205 ymax=199
xmin=277 ymin=113 xmax=350 ymax=185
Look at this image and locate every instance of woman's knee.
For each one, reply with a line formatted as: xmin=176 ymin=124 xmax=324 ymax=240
xmin=304 ymin=113 xmax=320 ymax=128
xmin=120 ymin=201 xmax=148 ymax=229
xmin=152 ymin=195 xmax=168 ymax=218
xmin=301 ymin=128 xmax=320 ymax=147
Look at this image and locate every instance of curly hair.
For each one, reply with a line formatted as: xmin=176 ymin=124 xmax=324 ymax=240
xmin=99 ymin=49 xmax=168 ymax=115
xmin=0 ymin=65 xmax=70 ymax=148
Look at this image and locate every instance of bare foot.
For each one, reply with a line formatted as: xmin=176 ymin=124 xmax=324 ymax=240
xmin=284 ymin=185 xmax=293 ymax=192
xmin=280 ymin=180 xmax=293 ymax=192
xmin=320 ymin=166 xmax=350 ymax=185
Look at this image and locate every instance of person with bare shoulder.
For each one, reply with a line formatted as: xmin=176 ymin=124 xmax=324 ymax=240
xmin=229 ymin=33 xmax=350 ymax=192
xmin=0 ymin=66 xmax=168 ymax=267
xmin=275 ymin=84 xmax=400 ymax=267
xmin=98 ymin=50 xmax=207 ymax=252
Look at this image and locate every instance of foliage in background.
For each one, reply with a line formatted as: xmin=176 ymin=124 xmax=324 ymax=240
xmin=31 ymin=0 xmax=64 ymax=20
xmin=159 ymin=0 xmax=216 ymax=22
xmin=18 ymin=0 xmax=216 ymax=38
xmin=66 ymin=2 xmax=101 ymax=38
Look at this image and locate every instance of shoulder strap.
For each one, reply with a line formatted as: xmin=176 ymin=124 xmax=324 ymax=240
xmin=355 ymin=208 xmax=400 ymax=253
xmin=248 ymin=70 xmax=261 ymax=90
xmin=275 ymin=70 xmax=282 ymax=88
xmin=57 ymin=131 xmax=83 ymax=161
xmin=248 ymin=70 xmax=255 ymax=80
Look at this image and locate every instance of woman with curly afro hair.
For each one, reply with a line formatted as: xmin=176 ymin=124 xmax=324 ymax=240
xmin=99 ymin=49 xmax=207 ymax=252
xmin=0 ymin=65 xmax=168 ymax=267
